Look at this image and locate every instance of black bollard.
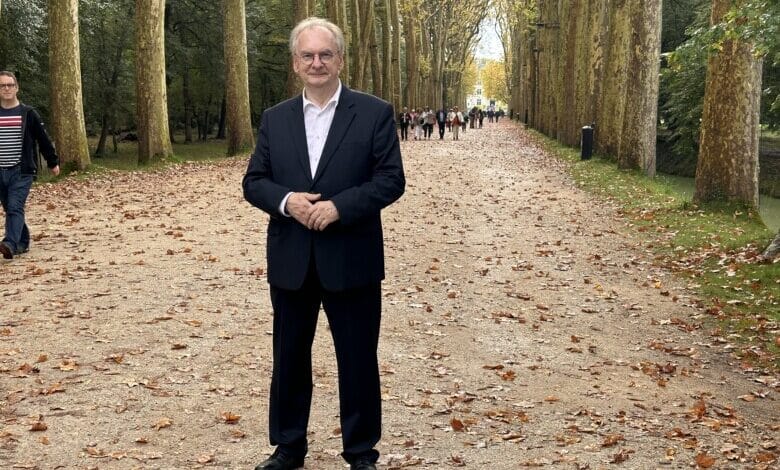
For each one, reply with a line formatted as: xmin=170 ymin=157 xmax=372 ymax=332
xmin=581 ymin=125 xmax=594 ymax=160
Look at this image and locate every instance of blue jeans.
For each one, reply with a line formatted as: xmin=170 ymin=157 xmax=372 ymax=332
xmin=0 ymin=165 xmax=33 ymax=254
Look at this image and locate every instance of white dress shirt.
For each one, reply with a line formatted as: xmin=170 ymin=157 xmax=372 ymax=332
xmin=279 ymin=81 xmax=342 ymax=215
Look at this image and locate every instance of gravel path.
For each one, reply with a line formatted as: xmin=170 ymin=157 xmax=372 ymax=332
xmin=1 ymin=121 xmax=777 ymax=469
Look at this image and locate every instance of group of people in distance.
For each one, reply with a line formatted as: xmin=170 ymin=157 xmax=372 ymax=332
xmin=397 ymin=105 xmax=505 ymax=142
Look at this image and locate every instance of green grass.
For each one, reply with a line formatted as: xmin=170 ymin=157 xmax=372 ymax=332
xmin=37 ymin=137 xmax=239 ymax=182
xmin=534 ymin=132 xmax=779 ymax=369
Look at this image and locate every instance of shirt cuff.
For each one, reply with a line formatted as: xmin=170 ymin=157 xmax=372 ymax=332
xmin=279 ymin=192 xmax=293 ymax=217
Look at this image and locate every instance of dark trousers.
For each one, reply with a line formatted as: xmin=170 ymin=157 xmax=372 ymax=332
xmin=268 ymin=263 xmax=382 ymax=464
xmin=0 ymin=165 xmax=33 ymax=254
xmin=437 ymin=123 xmax=445 ymax=139
xmin=400 ymin=124 xmax=408 ymax=140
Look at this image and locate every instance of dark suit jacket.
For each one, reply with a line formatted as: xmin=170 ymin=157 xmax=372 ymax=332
xmin=242 ymin=86 xmax=405 ymax=292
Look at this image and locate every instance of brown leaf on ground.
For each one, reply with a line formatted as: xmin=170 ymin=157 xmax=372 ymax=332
xmin=690 ymin=400 xmax=707 ymax=419
xmin=695 ymin=452 xmax=716 ymax=468
xmin=450 ymin=418 xmax=465 ymax=432
xmin=30 ymin=417 xmax=47 ymax=432
xmin=602 ymin=434 xmax=624 ymax=447
xmin=220 ymin=412 xmax=240 ymax=424
xmin=610 ymin=448 xmax=633 ymax=463
xmin=153 ymin=417 xmax=172 ymax=430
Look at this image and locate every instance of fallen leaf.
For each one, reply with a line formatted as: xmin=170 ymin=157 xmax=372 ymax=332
xmin=153 ymin=417 xmax=172 ymax=430
xmin=30 ymin=417 xmax=47 ymax=432
xmin=450 ymin=418 xmax=465 ymax=432
xmin=220 ymin=412 xmax=241 ymax=424
xmin=602 ymin=434 xmax=624 ymax=447
xmin=695 ymin=452 xmax=716 ymax=468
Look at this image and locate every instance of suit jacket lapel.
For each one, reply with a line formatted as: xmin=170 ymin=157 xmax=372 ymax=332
xmin=313 ymin=87 xmax=356 ymax=184
xmin=287 ymin=95 xmax=313 ymax=183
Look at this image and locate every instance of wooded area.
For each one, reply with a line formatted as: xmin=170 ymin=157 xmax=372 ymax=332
xmin=0 ymin=0 xmax=777 ymax=211
xmin=497 ymin=0 xmax=777 ymax=209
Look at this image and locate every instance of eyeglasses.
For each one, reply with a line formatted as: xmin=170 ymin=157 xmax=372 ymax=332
xmin=297 ymin=51 xmax=336 ymax=65
xmin=0 ymin=83 xmax=16 ymax=89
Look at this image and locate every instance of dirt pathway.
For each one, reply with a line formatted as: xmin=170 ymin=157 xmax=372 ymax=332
xmin=1 ymin=121 xmax=777 ymax=469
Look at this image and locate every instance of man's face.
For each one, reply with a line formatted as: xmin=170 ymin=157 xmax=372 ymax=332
xmin=293 ymin=27 xmax=342 ymax=92
xmin=0 ymin=77 xmax=18 ymax=102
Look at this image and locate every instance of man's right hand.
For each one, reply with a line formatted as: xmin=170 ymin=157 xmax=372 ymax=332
xmin=286 ymin=192 xmax=322 ymax=226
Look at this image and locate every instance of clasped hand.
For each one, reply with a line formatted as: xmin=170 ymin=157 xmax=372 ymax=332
xmin=286 ymin=192 xmax=340 ymax=231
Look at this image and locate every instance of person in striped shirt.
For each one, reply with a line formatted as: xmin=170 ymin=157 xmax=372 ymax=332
xmin=0 ymin=71 xmax=59 ymax=260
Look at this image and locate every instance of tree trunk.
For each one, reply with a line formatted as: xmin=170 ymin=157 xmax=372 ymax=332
xmin=350 ymin=0 xmax=363 ymax=89
xmin=389 ymin=0 xmax=401 ymax=112
xmin=183 ymin=67 xmax=193 ymax=143
xmin=217 ymin=94 xmax=226 ymax=139
xmin=135 ymin=0 xmax=173 ymax=164
xmin=618 ymin=0 xmax=661 ymax=176
xmin=694 ymin=0 xmax=762 ymax=206
xmin=370 ymin=16 xmax=381 ymax=96
xmin=762 ymin=230 xmax=780 ymax=261
xmin=402 ymin=3 xmax=418 ymax=108
xmin=534 ymin=0 xmax=559 ymax=135
xmin=48 ymin=0 xmax=90 ymax=171
xmin=223 ymin=0 xmax=255 ymax=155
xmin=95 ymin=114 xmax=109 ymax=158
xmin=326 ymin=0 xmax=350 ymax=85
xmin=355 ymin=0 xmax=374 ymax=91
xmin=380 ymin=0 xmax=392 ymax=101
xmin=286 ymin=0 xmax=308 ymax=98
xmin=595 ymin=0 xmax=630 ymax=158
xmin=580 ymin=0 xmax=607 ymax=130
xmin=556 ymin=0 xmax=579 ymax=145
xmin=419 ymin=18 xmax=431 ymax=107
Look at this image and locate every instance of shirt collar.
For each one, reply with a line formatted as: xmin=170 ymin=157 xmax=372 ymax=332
xmin=302 ymin=81 xmax=342 ymax=111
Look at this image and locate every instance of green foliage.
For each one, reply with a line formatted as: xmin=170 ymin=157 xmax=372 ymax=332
xmin=0 ymin=0 xmax=50 ymax=117
xmin=79 ymin=0 xmax=135 ymax=139
xmin=662 ymin=0 xmax=709 ymax=52
xmin=659 ymin=0 xmax=780 ymax=166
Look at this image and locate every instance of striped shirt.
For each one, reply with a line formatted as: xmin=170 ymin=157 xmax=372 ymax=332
xmin=0 ymin=106 xmax=23 ymax=168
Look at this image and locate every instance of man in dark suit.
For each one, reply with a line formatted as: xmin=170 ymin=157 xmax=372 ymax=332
xmin=436 ymin=107 xmax=447 ymax=140
xmin=242 ymin=17 xmax=405 ymax=470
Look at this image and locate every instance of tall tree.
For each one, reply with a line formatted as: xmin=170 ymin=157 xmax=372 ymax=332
xmin=388 ymin=0 xmax=401 ymax=111
xmin=380 ymin=0 xmax=392 ymax=101
xmin=595 ymin=0 xmax=631 ymax=157
xmin=48 ymin=0 xmax=90 ymax=170
xmin=326 ymin=0 xmax=350 ymax=85
xmin=352 ymin=0 xmax=374 ymax=91
xmin=694 ymin=0 xmax=762 ymax=206
xmin=286 ymin=0 xmax=309 ymax=97
xmin=80 ymin=0 xmax=134 ymax=158
xmin=223 ymin=0 xmax=254 ymax=155
xmin=135 ymin=0 xmax=173 ymax=164
xmin=402 ymin=0 xmax=419 ymax=107
xmin=618 ymin=0 xmax=662 ymax=176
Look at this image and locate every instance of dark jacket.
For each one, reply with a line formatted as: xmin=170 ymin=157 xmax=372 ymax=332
xmin=242 ymin=86 xmax=405 ymax=292
xmin=18 ymin=103 xmax=59 ymax=176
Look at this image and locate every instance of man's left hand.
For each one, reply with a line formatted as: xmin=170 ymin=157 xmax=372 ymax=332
xmin=51 ymin=165 xmax=60 ymax=176
xmin=306 ymin=201 xmax=340 ymax=231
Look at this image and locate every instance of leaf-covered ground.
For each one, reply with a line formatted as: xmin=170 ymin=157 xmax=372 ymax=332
xmin=1 ymin=121 xmax=777 ymax=469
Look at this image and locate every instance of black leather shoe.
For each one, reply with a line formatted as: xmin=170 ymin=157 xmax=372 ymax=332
xmin=254 ymin=451 xmax=304 ymax=470
xmin=350 ymin=459 xmax=377 ymax=470
xmin=0 ymin=242 xmax=13 ymax=260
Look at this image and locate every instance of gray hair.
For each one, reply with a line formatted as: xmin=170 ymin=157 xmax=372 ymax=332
xmin=289 ymin=17 xmax=345 ymax=56
xmin=0 ymin=71 xmax=18 ymax=85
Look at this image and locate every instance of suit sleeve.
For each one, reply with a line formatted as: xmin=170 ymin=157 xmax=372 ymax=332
xmin=330 ymin=103 xmax=405 ymax=226
xmin=30 ymin=110 xmax=59 ymax=169
xmin=242 ymin=111 xmax=292 ymax=218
